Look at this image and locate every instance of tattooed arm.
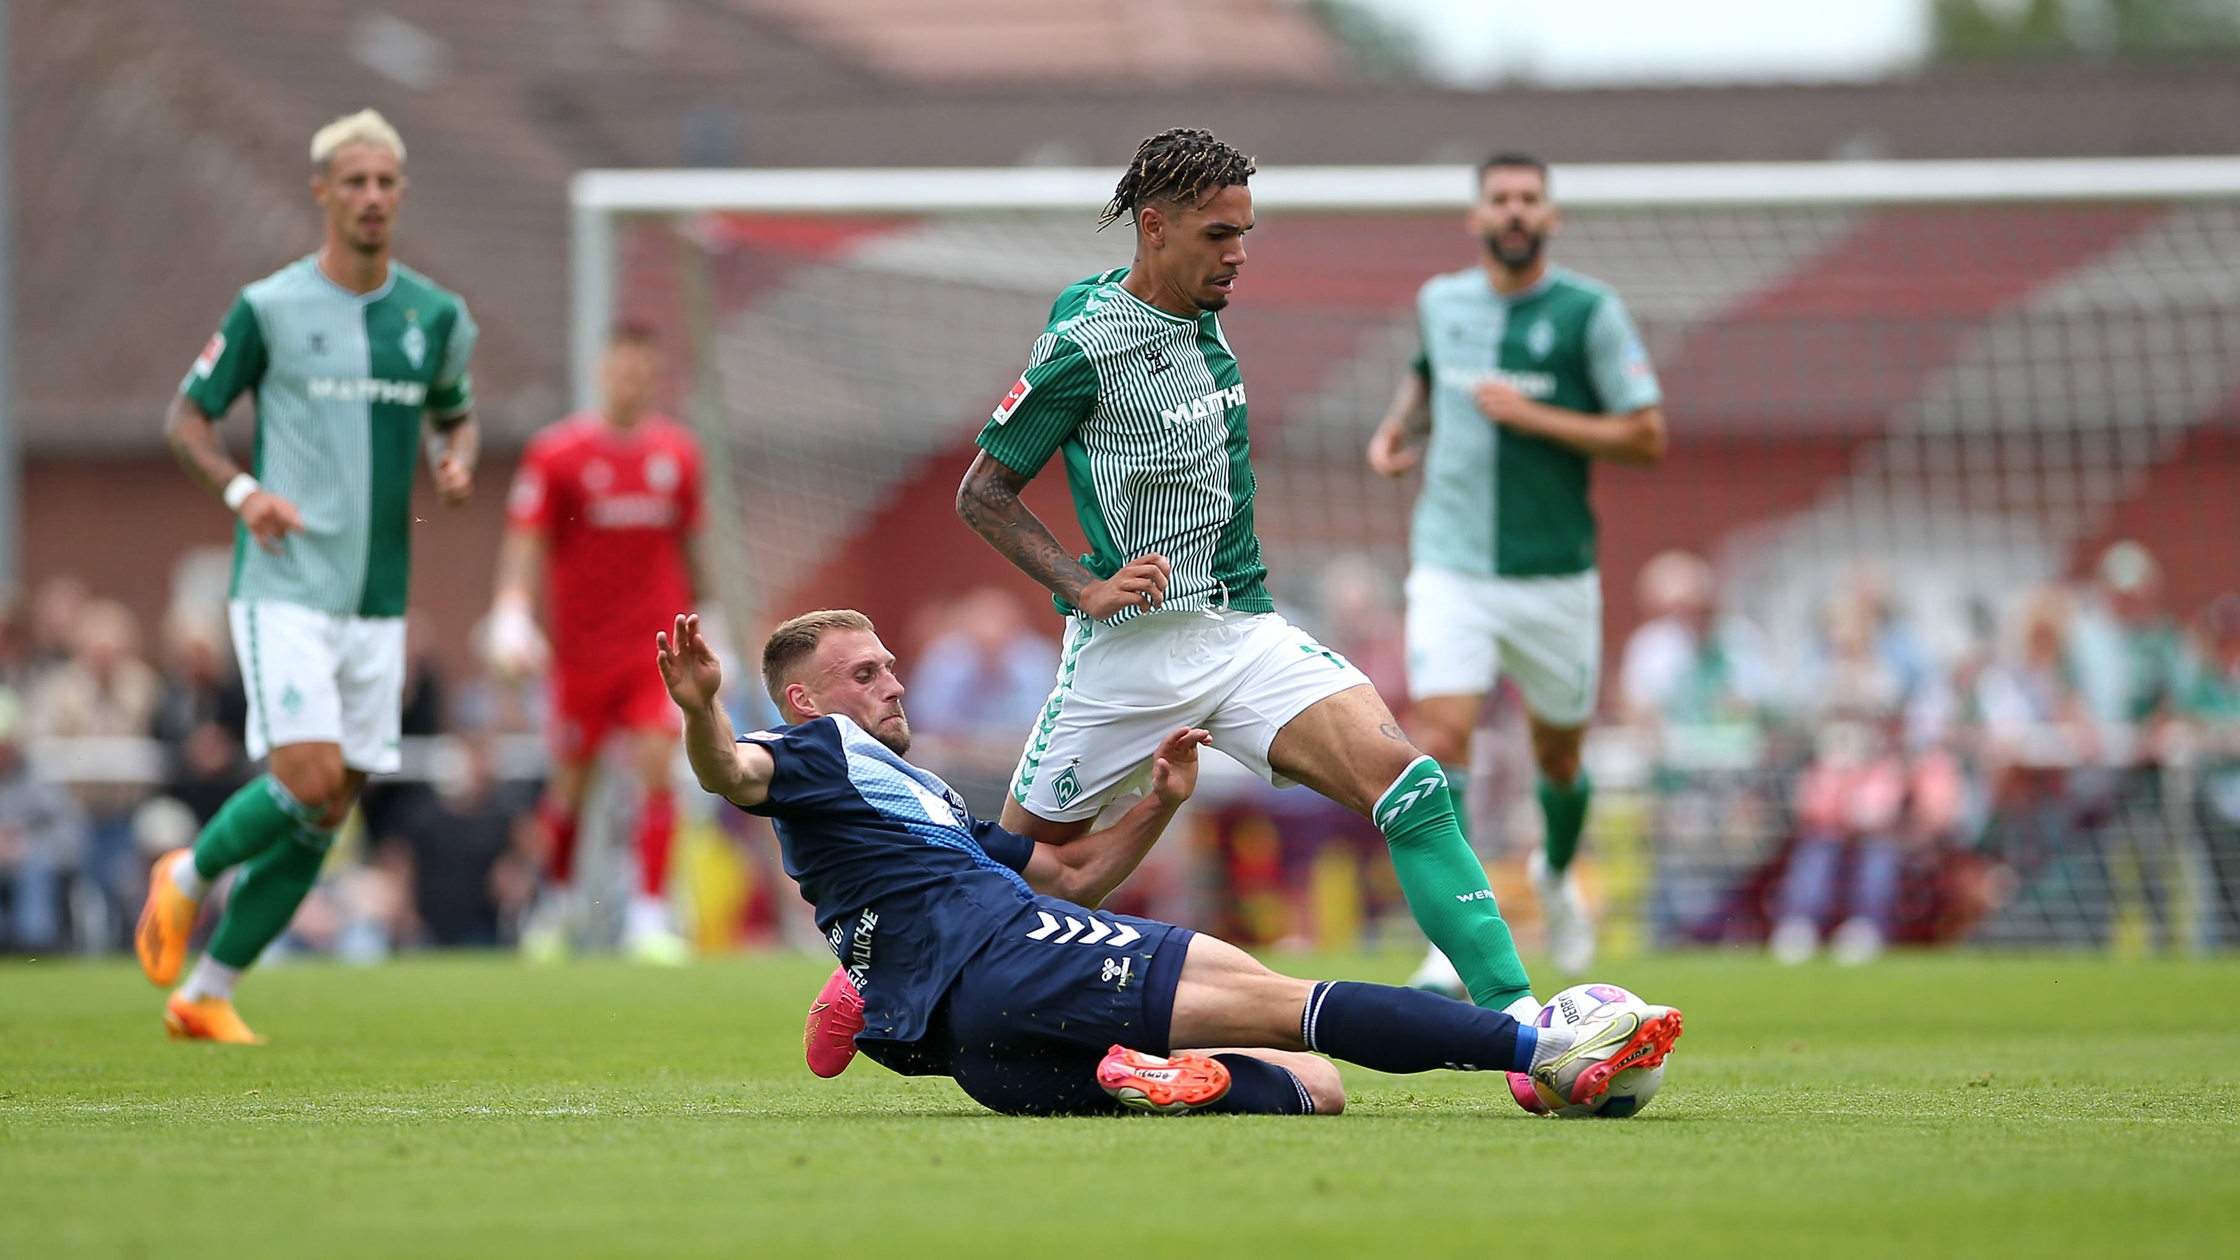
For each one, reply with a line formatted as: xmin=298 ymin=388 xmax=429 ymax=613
xmin=955 ymin=451 xmax=1170 ymax=621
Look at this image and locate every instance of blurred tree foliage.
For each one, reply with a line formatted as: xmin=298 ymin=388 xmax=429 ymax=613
xmin=1298 ymin=0 xmax=1426 ymax=81
xmin=1936 ymin=0 xmax=2240 ymax=58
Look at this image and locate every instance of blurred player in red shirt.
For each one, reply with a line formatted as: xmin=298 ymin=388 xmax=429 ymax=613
xmin=487 ymin=324 xmax=707 ymax=963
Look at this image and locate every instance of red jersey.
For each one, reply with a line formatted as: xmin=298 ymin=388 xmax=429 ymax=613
xmin=508 ymin=412 xmax=703 ymax=677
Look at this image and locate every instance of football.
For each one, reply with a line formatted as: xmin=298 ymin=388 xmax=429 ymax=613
xmin=1535 ymin=983 xmax=1667 ymax=1119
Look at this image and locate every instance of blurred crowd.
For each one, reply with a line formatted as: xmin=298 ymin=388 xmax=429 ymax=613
xmin=1608 ymin=540 xmax=2240 ymax=961
xmin=7 ymin=543 xmax=2239 ymax=964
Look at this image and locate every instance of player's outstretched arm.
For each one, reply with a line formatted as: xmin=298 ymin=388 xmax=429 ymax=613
xmin=1366 ymin=371 xmax=1431 ymax=477
xmin=164 ymin=393 xmax=301 ymax=553
xmin=657 ymin=612 xmax=774 ymax=808
xmin=1021 ymin=726 xmax=1210 ymax=906
xmin=956 ymin=452 xmax=1172 ymax=619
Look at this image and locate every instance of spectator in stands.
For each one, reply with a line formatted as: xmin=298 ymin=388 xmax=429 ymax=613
xmin=26 ymin=575 xmax=90 ymax=682
xmin=0 ymin=688 xmax=88 ymax=951
xmin=1972 ymin=584 xmax=2112 ymax=945
xmin=0 ymin=599 xmax=36 ymax=693
xmin=906 ymin=587 xmax=1058 ymax=815
xmin=1619 ymin=551 xmax=1777 ymax=945
xmin=2071 ymin=541 xmax=2192 ymax=948
xmin=398 ymin=613 xmax=449 ymax=739
xmin=1618 ymin=549 xmax=1775 ymax=740
xmin=371 ymin=734 xmax=539 ymax=949
xmin=1770 ymin=594 xmax=1965 ymax=964
xmin=2072 ymin=540 xmax=2183 ymax=736
xmin=149 ymin=607 xmax=251 ymax=825
xmin=2173 ymin=594 xmax=2240 ymax=945
xmin=27 ymin=598 xmax=162 ymax=940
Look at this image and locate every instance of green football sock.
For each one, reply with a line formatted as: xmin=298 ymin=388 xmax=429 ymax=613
xmin=206 ymin=824 xmax=334 ymax=970
xmin=1441 ymin=763 xmax=1473 ymax=850
xmin=1538 ymin=773 xmax=1593 ymax=875
xmin=191 ymin=775 xmax=322 ymax=883
xmin=1375 ymin=756 xmax=1534 ymax=1010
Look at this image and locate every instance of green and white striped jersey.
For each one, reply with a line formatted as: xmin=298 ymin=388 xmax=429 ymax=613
xmin=1411 ymin=265 xmax=1660 ymax=578
xmin=976 ymin=268 xmax=1270 ymax=624
xmin=181 ymin=256 xmax=477 ymax=618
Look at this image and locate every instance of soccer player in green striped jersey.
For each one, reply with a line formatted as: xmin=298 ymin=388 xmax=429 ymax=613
xmin=956 ymin=128 xmax=1539 ymax=1024
xmin=135 ymin=110 xmax=480 ymax=1044
xmin=1368 ymin=152 xmax=1667 ymax=986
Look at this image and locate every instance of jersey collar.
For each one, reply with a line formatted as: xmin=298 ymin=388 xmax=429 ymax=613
xmin=307 ymin=253 xmax=397 ymax=304
xmin=1482 ymin=265 xmax=1558 ymax=306
xmin=1106 ymin=277 xmax=1202 ymax=327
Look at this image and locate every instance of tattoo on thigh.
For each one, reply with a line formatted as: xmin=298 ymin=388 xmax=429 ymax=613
xmin=1379 ymin=722 xmax=1405 ymax=741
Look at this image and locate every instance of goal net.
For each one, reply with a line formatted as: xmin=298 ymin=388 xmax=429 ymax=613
xmin=575 ymin=159 xmax=2240 ymax=958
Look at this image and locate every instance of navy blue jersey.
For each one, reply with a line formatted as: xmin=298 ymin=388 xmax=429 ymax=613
xmin=740 ymin=715 xmax=1039 ymax=1053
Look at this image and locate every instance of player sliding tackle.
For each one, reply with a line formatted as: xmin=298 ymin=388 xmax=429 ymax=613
xmin=660 ymin=608 xmax=1681 ymax=1116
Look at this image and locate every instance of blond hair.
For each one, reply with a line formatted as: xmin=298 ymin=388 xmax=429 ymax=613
xmin=311 ymin=109 xmax=406 ymax=171
xmin=760 ymin=610 xmax=875 ymax=711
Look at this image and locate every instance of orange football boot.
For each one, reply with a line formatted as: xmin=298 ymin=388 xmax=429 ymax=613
xmin=164 ymin=993 xmax=266 ymax=1045
xmin=1096 ymin=1045 xmax=1232 ymax=1114
xmin=135 ymin=848 xmax=202 ymax=987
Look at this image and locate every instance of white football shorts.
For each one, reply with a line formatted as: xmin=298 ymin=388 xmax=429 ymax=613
xmin=1010 ymin=608 xmax=1372 ymax=823
xmin=229 ymin=599 xmax=408 ymax=773
xmin=1404 ymin=564 xmax=1602 ymax=728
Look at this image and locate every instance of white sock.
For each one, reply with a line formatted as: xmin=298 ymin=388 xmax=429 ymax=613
xmin=1527 ymin=1022 xmax=1579 ymax=1073
xmin=625 ymin=894 xmax=672 ymax=939
xmin=178 ymin=956 xmax=240 ymax=1003
xmin=170 ymin=851 xmax=208 ymax=900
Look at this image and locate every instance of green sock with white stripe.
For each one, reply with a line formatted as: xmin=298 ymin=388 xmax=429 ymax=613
xmin=190 ymin=774 xmax=322 ymax=883
xmin=1374 ymin=756 xmax=1534 ymax=1010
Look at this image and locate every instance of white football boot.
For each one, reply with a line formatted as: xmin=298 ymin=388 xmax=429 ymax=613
xmin=1530 ymin=848 xmax=1596 ymax=977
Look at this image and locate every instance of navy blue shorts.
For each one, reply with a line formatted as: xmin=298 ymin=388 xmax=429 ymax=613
xmin=933 ymin=896 xmax=1195 ymax=1116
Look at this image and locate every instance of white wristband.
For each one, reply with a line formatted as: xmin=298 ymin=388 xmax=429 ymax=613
xmin=222 ymin=473 xmax=260 ymax=513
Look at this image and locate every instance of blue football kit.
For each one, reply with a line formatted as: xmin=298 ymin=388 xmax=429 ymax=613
xmin=742 ymin=714 xmax=1551 ymax=1115
xmin=741 ymin=714 xmax=1194 ymax=1112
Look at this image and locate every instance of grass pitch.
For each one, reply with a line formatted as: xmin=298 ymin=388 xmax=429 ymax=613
xmin=4 ymin=950 xmax=2236 ymax=1259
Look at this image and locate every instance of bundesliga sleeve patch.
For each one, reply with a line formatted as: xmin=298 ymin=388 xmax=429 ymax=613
xmin=191 ymin=332 xmax=226 ymax=379
xmin=991 ymin=374 xmax=1033 ymax=424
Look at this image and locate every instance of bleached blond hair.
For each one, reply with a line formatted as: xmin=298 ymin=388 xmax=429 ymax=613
xmin=310 ymin=109 xmax=406 ymax=171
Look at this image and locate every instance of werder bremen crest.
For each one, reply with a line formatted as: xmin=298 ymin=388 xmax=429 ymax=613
xmin=1051 ymin=765 xmax=1082 ymax=809
xmin=401 ymin=321 xmax=427 ymax=369
xmin=1526 ymin=317 xmax=1555 ymax=361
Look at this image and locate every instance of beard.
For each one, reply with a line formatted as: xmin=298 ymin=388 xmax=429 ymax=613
xmin=1484 ymin=227 xmax=1544 ymax=271
xmin=871 ymin=714 xmax=912 ymax=756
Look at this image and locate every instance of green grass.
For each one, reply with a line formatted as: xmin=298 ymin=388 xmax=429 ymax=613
xmin=3 ymin=950 xmax=2237 ymax=1259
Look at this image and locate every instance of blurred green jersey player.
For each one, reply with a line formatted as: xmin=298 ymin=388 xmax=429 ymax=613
xmin=136 ymin=109 xmax=481 ymax=1044
xmin=1367 ymin=152 xmax=1666 ymax=984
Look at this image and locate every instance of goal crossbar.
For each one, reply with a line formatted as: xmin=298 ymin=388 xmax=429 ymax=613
xmin=568 ymin=155 xmax=2240 ymax=407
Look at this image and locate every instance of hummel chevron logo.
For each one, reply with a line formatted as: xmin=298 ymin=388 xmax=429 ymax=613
xmin=1376 ymin=782 xmax=1439 ymax=830
xmin=1025 ymin=911 xmax=1140 ymax=948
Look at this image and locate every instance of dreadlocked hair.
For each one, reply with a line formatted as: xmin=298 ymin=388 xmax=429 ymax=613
xmin=1099 ymin=128 xmax=1256 ymax=230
